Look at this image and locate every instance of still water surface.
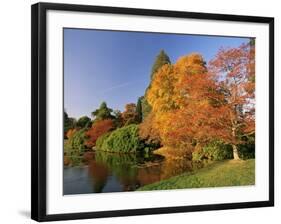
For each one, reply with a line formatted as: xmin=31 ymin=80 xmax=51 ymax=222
xmin=64 ymin=151 xmax=201 ymax=195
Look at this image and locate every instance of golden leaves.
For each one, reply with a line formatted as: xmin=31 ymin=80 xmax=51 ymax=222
xmin=144 ymin=44 xmax=255 ymax=150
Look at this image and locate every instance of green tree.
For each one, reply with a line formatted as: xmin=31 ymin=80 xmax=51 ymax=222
xmin=64 ymin=110 xmax=76 ymax=134
xmin=150 ymin=50 xmax=171 ymax=79
xmin=141 ymin=97 xmax=151 ymax=120
xmin=112 ymin=110 xmax=123 ymax=128
xmin=136 ymin=96 xmax=143 ymax=123
xmin=91 ymin=102 xmax=114 ymax=122
xmin=76 ymin=116 xmax=91 ymax=128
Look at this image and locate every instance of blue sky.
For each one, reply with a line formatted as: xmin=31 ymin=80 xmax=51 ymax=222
xmin=64 ymin=28 xmax=249 ymax=119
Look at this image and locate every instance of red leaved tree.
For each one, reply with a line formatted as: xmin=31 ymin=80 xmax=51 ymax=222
xmin=208 ymin=41 xmax=255 ymax=159
xmin=85 ymin=119 xmax=114 ymax=149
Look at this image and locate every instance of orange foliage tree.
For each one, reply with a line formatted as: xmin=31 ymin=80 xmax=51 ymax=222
xmin=85 ymin=119 xmax=115 ymax=149
xmin=146 ymin=47 xmax=255 ymax=160
xmin=163 ymin=54 xmax=225 ymax=147
xmin=147 ymin=53 xmax=222 ymax=149
xmin=141 ymin=63 xmax=177 ymax=149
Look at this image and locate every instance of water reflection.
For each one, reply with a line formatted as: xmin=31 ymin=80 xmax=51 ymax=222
xmin=88 ymin=160 xmax=109 ymax=193
xmin=63 ymin=151 xmax=202 ymax=195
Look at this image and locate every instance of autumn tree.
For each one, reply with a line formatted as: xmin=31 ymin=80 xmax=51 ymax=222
xmin=147 ymin=63 xmax=177 ymax=113
xmin=91 ymin=102 xmax=114 ymax=122
xmin=121 ymin=103 xmax=139 ymax=126
xmin=85 ymin=119 xmax=115 ymax=148
xmin=248 ymin=38 xmax=255 ymax=83
xmin=146 ymin=47 xmax=255 ymax=161
xmin=76 ymin=116 xmax=91 ymax=128
xmin=208 ymin=42 xmax=255 ymax=160
xmin=147 ymin=53 xmax=219 ymax=150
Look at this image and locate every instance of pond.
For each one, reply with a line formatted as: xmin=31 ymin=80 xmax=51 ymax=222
xmin=63 ymin=150 xmax=203 ymax=195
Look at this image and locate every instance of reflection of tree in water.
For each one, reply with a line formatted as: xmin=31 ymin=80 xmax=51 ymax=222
xmin=64 ymin=155 xmax=83 ymax=167
xmin=95 ymin=151 xmax=139 ymax=191
xmin=137 ymin=158 xmax=205 ymax=187
xmin=65 ymin=150 xmax=204 ymax=193
xmin=88 ymin=159 xmax=109 ymax=193
xmin=137 ymin=165 xmax=162 ymax=186
xmin=160 ymin=159 xmax=193 ymax=179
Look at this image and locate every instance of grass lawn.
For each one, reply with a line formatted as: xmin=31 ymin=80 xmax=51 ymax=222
xmin=138 ymin=159 xmax=255 ymax=191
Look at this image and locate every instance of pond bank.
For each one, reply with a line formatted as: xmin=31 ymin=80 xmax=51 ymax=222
xmin=137 ymin=159 xmax=255 ymax=191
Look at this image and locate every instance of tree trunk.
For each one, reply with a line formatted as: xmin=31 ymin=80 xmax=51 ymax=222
xmin=232 ymin=144 xmax=240 ymax=160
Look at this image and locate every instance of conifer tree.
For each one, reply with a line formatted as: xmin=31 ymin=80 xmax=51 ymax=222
xmin=143 ymin=50 xmax=171 ymax=119
xmin=150 ymin=50 xmax=171 ymax=79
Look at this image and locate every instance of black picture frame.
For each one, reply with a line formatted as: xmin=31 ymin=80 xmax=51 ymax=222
xmin=31 ymin=2 xmax=274 ymax=222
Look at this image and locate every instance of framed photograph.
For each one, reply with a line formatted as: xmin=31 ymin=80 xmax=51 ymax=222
xmin=31 ymin=2 xmax=274 ymax=222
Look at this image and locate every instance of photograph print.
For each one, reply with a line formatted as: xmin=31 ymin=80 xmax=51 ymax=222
xmin=63 ymin=28 xmax=255 ymax=195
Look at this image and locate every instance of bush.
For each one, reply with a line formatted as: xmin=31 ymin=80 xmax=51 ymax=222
xmin=96 ymin=132 xmax=111 ymax=150
xmin=192 ymin=141 xmax=233 ymax=161
xmin=85 ymin=119 xmax=114 ymax=148
xmin=64 ymin=128 xmax=87 ymax=156
xmin=238 ymin=143 xmax=255 ymax=159
xmin=238 ymin=134 xmax=255 ymax=159
xmin=96 ymin=124 xmax=145 ymax=153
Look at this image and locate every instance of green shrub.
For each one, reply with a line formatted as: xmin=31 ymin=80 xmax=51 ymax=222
xmin=238 ymin=143 xmax=255 ymax=159
xmin=64 ymin=128 xmax=87 ymax=156
xmin=238 ymin=134 xmax=255 ymax=159
xmin=192 ymin=141 xmax=233 ymax=161
xmin=96 ymin=124 xmax=145 ymax=153
xmin=96 ymin=132 xmax=111 ymax=150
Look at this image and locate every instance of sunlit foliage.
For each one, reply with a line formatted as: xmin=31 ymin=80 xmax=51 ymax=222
xmin=64 ymin=42 xmax=255 ymax=161
xmin=146 ymin=45 xmax=255 ymax=160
